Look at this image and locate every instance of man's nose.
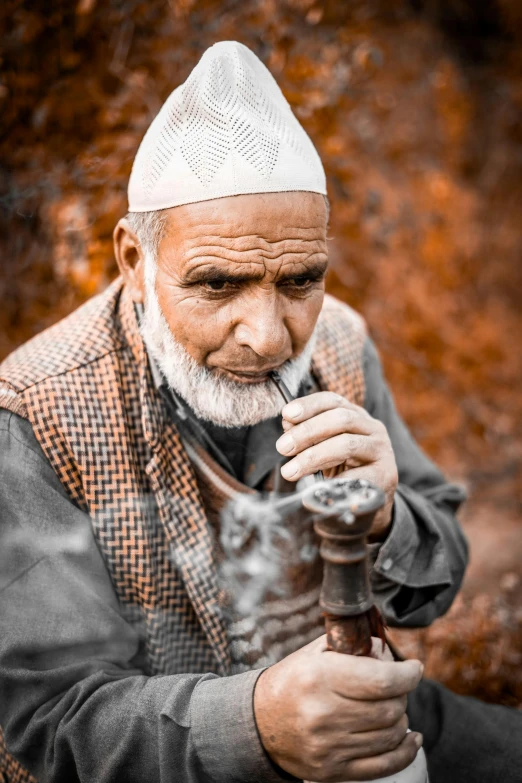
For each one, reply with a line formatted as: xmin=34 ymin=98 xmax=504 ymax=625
xmin=233 ymin=297 xmax=291 ymax=361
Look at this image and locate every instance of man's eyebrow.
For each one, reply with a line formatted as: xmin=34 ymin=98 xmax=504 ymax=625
xmin=181 ymin=259 xmax=328 ymax=285
xmin=181 ymin=265 xmax=265 ymax=284
xmin=277 ymin=261 xmax=327 ymax=282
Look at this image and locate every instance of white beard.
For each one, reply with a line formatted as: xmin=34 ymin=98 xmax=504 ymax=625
xmin=139 ymin=255 xmax=316 ymax=427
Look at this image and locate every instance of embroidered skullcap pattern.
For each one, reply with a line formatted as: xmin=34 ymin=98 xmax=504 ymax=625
xmin=128 ymin=41 xmax=326 ymax=211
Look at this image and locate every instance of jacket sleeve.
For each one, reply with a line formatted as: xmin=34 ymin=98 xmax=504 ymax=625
xmin=0 ymin=411 xmax=292 ymax=783
xmin=362 ymin=338 xmax=469 ymax=627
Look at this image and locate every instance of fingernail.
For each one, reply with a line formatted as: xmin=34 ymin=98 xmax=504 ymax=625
xmin=284 ymin=402 xmax=302 ymax=419
xmin=419 ymin=663 xmax=424 ymax=677
xmin=414 ymin=733 xmax=423 ymax=749
xmin=276 ymin=433 xmax=295 ymax=455
xmin=281 ymin=461 xmax=298 ymax=479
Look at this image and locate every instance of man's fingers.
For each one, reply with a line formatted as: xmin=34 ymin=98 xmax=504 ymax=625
xmin=255 ymin=637 xmax=423 ymax=782
xmin=341 ymin=731 xmax=423 ymax=782
xmin=282 ymin=392 xmax=372 ymax=424
xmin=276 ymin=408 xmax=376 ymax=457
xmin=326 ymin=652 xmax=424 ymax=700
xmin=348 ymin=713 xmax=409 ymax=759
xmin=337 ymin=695 xmax=408 ymax=732
xmin=280 ymin=433 xmax=377 ymax=481
xmin=369 ymin=637 xmax=394 ymax=662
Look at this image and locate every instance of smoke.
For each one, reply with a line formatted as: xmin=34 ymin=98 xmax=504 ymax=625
xmin=218 ymin=477 xmax=383 ymax=620
xmin=3 ymin=473 xmax=376 ymax=675
xmin=219 ymin=488 xmax=318 ymax=617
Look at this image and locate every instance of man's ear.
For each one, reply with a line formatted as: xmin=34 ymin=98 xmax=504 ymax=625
xmin=113 ymin=218 xmax=146 ymax=303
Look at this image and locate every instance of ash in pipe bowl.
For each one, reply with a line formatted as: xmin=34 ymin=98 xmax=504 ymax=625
xmin=302 ymin=477 xmax=385 ymax=520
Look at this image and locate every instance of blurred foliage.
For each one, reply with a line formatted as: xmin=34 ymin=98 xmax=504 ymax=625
xmin=391 ymin=552 xmax=522 ymax=707
xmin=1 ymin=0 xmax=521 ymax=705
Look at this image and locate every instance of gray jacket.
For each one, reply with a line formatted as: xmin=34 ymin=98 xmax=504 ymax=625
xmin=0 ymin=337 xmax=467 ymax=783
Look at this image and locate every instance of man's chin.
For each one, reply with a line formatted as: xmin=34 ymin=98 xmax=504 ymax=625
xmin=190 ymin=399 xmax=282 ymax=428
xmin=186 ymin=380 xmax=282 ymax=427
xmin=215 ymin=368 xmax=273 ymax=386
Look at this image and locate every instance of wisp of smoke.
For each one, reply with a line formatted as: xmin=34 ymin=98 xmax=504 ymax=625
xmin=219 ymin=489 xmax=316 ymax=617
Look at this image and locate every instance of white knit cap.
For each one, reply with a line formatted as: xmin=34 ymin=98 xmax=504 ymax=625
xmin=128 ymin=41 xmax=326 ymax=212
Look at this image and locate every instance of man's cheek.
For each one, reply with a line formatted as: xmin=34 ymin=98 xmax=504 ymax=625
xmin=163 ymin=299 xmax=229 ymax=356
xmin=288 ymin=290 xmax=323 ymax=328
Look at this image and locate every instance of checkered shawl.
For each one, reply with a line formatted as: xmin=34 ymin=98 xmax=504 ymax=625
xmin=0 ymin=278 xmax=366 ymax=783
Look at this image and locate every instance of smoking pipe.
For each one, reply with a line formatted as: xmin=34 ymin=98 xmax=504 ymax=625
xmin=269 ymin=370 xmax=386 ymax=655
xmin=301 ymin=477 xmax=387 ymax=655
xmin=267 ymin=374 xmax=428 ymax=781
xmin=301 ymin=480 xmax=428 ymax=782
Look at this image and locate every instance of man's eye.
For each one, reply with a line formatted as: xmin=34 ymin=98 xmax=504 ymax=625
xmin=198 ymin=279 xmax=242 ymax=295
xmin=290 ymin=276 xmax=312 ymax=287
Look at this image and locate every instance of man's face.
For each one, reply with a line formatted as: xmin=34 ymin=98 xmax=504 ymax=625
xmin=152 ymin=191 xmax=328 ymax=382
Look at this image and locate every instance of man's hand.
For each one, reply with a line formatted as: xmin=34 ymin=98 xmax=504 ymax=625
xmin=253 ymin=636 xmax=423 ymax=783
xmin=276 ymin=392 xmax=398 ymax=538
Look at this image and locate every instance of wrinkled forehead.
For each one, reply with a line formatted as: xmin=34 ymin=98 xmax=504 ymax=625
xmin=159 ymin=191 xmax=329 ymax=249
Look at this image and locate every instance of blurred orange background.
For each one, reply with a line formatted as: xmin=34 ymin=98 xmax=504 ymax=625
xmin=1 ymin=0 xmax=521 ymax=706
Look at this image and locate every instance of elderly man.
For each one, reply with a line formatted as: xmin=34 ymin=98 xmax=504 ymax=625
xmin=0 ymin=41 xmax=520 ymax=783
